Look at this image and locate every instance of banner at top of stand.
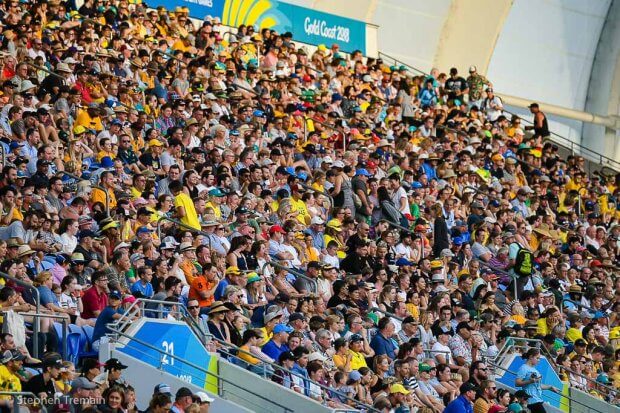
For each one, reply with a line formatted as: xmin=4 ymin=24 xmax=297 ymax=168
xmin=157 ymin=0 xmax=367 ymax=54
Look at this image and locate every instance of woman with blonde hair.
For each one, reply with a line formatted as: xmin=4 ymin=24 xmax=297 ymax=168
xmin=35 ymin=271 xmax=72 ymax=319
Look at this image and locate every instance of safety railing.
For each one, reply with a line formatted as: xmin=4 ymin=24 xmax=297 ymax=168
xmin=106 ymin=325 xmax=297 ymax=413
xmin=261 ymin=260 xmax=318 ymax=295
xmin=1 ymin=311 xmax=70 ymax=360
xmin=561 ymin=298 xmax=595 ymax=313
xmin=115 ymin=296 xmax=369 ymax=411
xmin=464 ymin=184 xmax=574 ymax=233
xmin=555 ymin=364 xmax=618 ymax=395
xmin=377 ymin=52 xmax=426 ymax=76
xmin=378 ymin=219 xmax=413 ymax=235
xmin=309 ymin=117 xmax=350 ymax=150
xmin=488 ymin=360 xmax=614 ymax=413
xmin=510 ymin=109 xmax=620 ymax=173
xmin=0 ymin=391 xmax=47 ymax=412
xmin=57 ymin=171 xmax=109 ymax=215
xmin=0 ymin=271 xmax=41 ymax=358
xmin=156 ymin=216 xmax=212 ymax=248
xmin=209 ymin=335 xmax=375 ymax=412
xmin=368 ymin=306 xmax=404 ymax=322
xmin=377 ymin=50 xmax=620 ymax=173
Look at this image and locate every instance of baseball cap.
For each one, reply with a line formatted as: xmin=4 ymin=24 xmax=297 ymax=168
xmin=273 ymin=324 xmax=294 ymax=334
xmin=194 ymin=391 xmax=214 ymax=403
xmin=349 ymin=370 xmax=362 ymax=381
xmin=311 ymin=216 xmax=325 ymax=225
xmin=109 ymin=290 xmax=122 ymax=300
xmin=460 ymin=382 xmax=478 ymax=393
xmin=269 ymin=225 xmax=286 ymax=235
xmin=288 ymin=312 xmax=305 ymax=323
xmin=390 ymin=383 xmax=410 ymax=395
xmin=154 ymin=383 xmax=172 ymax=396
xmin=105 ymin=358 xmax=128 ymax=370
xmin=419 ymin=363 xmax=433 ymax=372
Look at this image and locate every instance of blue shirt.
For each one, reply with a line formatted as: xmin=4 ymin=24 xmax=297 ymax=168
xmin=130 ymin=280 xmax=154 ymax=298
xmin=38 ymin=286 xmax=59 ymax=307
xmin=214 ymin=278 xmax=230 ymax=301
xmin=443 ymin=395 xmax=473 ymax=413
xmin=370 ymin=332 xmax=397 ymax=360
xmin=92 ymin=306 xmax=124 ymax=343
xmin=261 ymin=340 xmax=288 ymax=361
xmin=517 ymin=363 xmax=543 ymax=403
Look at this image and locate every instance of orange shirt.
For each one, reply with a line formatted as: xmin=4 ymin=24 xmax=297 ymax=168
xmin=179 ymin=259 xmax=198 ymax=285
xmin=188 ymin=276 xmax=215 ymax=308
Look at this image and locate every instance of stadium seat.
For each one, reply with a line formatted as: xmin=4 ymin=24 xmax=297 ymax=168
xmin=52 ymin=322 xmax=68 ymax=358
xmin=82 ymin=325 xmax=95 ymax=346
xmin=69 ymin=324 xmax=98 ymax=365
xmin=66 ymin=333 xmax=82 ymax=365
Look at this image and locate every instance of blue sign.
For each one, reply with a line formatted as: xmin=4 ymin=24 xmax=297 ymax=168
xmin=118 ymin=320 xmax=217 ymax=392
xmin=154 ymin=0 xmax=367 ymax=54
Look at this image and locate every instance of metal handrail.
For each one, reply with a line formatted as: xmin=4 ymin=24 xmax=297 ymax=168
xmin=309 ymin=117 xmax=349 ymax=150
xmin=156 ymin=215 xmax=211 ymax=241
xmin=368 ymin=306 xmax=404 ymax=322
xmin=57 ymin=171 xmax=109 ymax=215
xmin=209 ymin=335 xmax=376 ymax=412
xmin=0 ymin=391 xmax=47 ymax=412
xmin=107 ymin=326 xmax=296 ymax=413
xmin=1 ymin=311 xmax=70 ymax=360
xmin=261 ymin=261 xmax=318 ymax=294
xmin=376 ymin=52 xmax=426 ymax=76
xmin=0 ymin=271 xmax=41 ymax=358
xmin=464 ymin=185 xmax=573 ymax=233
xmin=376 ymin=50 xmax=620 ymax=173
xmin=561 ymin=298 xmax=595 ymax=312
xmin=379 ymin=219 xmax=413 ymax=235
xmin=509 ymin=110 xmax=620 ymax=173
xmin=555 ymin=364 xmax=618 ymax=394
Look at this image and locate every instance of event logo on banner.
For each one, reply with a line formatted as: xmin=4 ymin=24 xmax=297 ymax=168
xmin=156 ymin=0 xmax=367 ymax=54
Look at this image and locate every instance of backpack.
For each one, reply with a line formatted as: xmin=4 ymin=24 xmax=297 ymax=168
xmin=512 ymin=243 xmax=534 ymax=277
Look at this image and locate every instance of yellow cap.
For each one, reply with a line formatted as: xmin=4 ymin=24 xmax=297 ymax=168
xmin=389 ymin=383 xmax=410 ymax=395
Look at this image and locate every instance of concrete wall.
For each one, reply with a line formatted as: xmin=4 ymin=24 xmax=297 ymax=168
xmin=218 ymin=359 xmax=333 ymax=413
xmin=101 ymin=344 xmax=252 ymax=413
xmin=583 ymin=0 xmax=620 ymax=159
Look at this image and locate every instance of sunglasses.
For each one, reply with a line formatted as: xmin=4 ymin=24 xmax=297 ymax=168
xmin=188 ymin=306 xmax=199 ymax=310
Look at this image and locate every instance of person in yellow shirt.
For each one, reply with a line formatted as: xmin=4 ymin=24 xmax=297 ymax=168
xmin=348 ymin=335 xmax=369 ymax=371
xmin=566 ymin=313 xmax=584 ymax=343
xmin=289 ymin=184 xmax=310 ymax=225
xmin=0 ymin=349 xmax=25 ymax=399
xmin=75 ymin=106 xmax=103 ymax=132
xmin=91 ymin=170 xmax=117 ymax=210
xmin=537 ymin=307 xmax=561 ymax=336
xmin=170 ymin=180 xmax=200 ymax=231
xmin=239 ymin=329 xmax=265 ymax=367
xmin=205 ymin=188 xmax=225 ymax=219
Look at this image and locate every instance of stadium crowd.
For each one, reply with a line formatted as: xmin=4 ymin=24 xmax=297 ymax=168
xmin=0 ymin=0 xmax=618 ymax=412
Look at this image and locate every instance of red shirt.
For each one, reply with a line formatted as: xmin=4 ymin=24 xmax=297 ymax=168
xmin=81 ymin=286 xmax=108 ymax=319
xmin=74 ymin=81 xmax=93 ymax=104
